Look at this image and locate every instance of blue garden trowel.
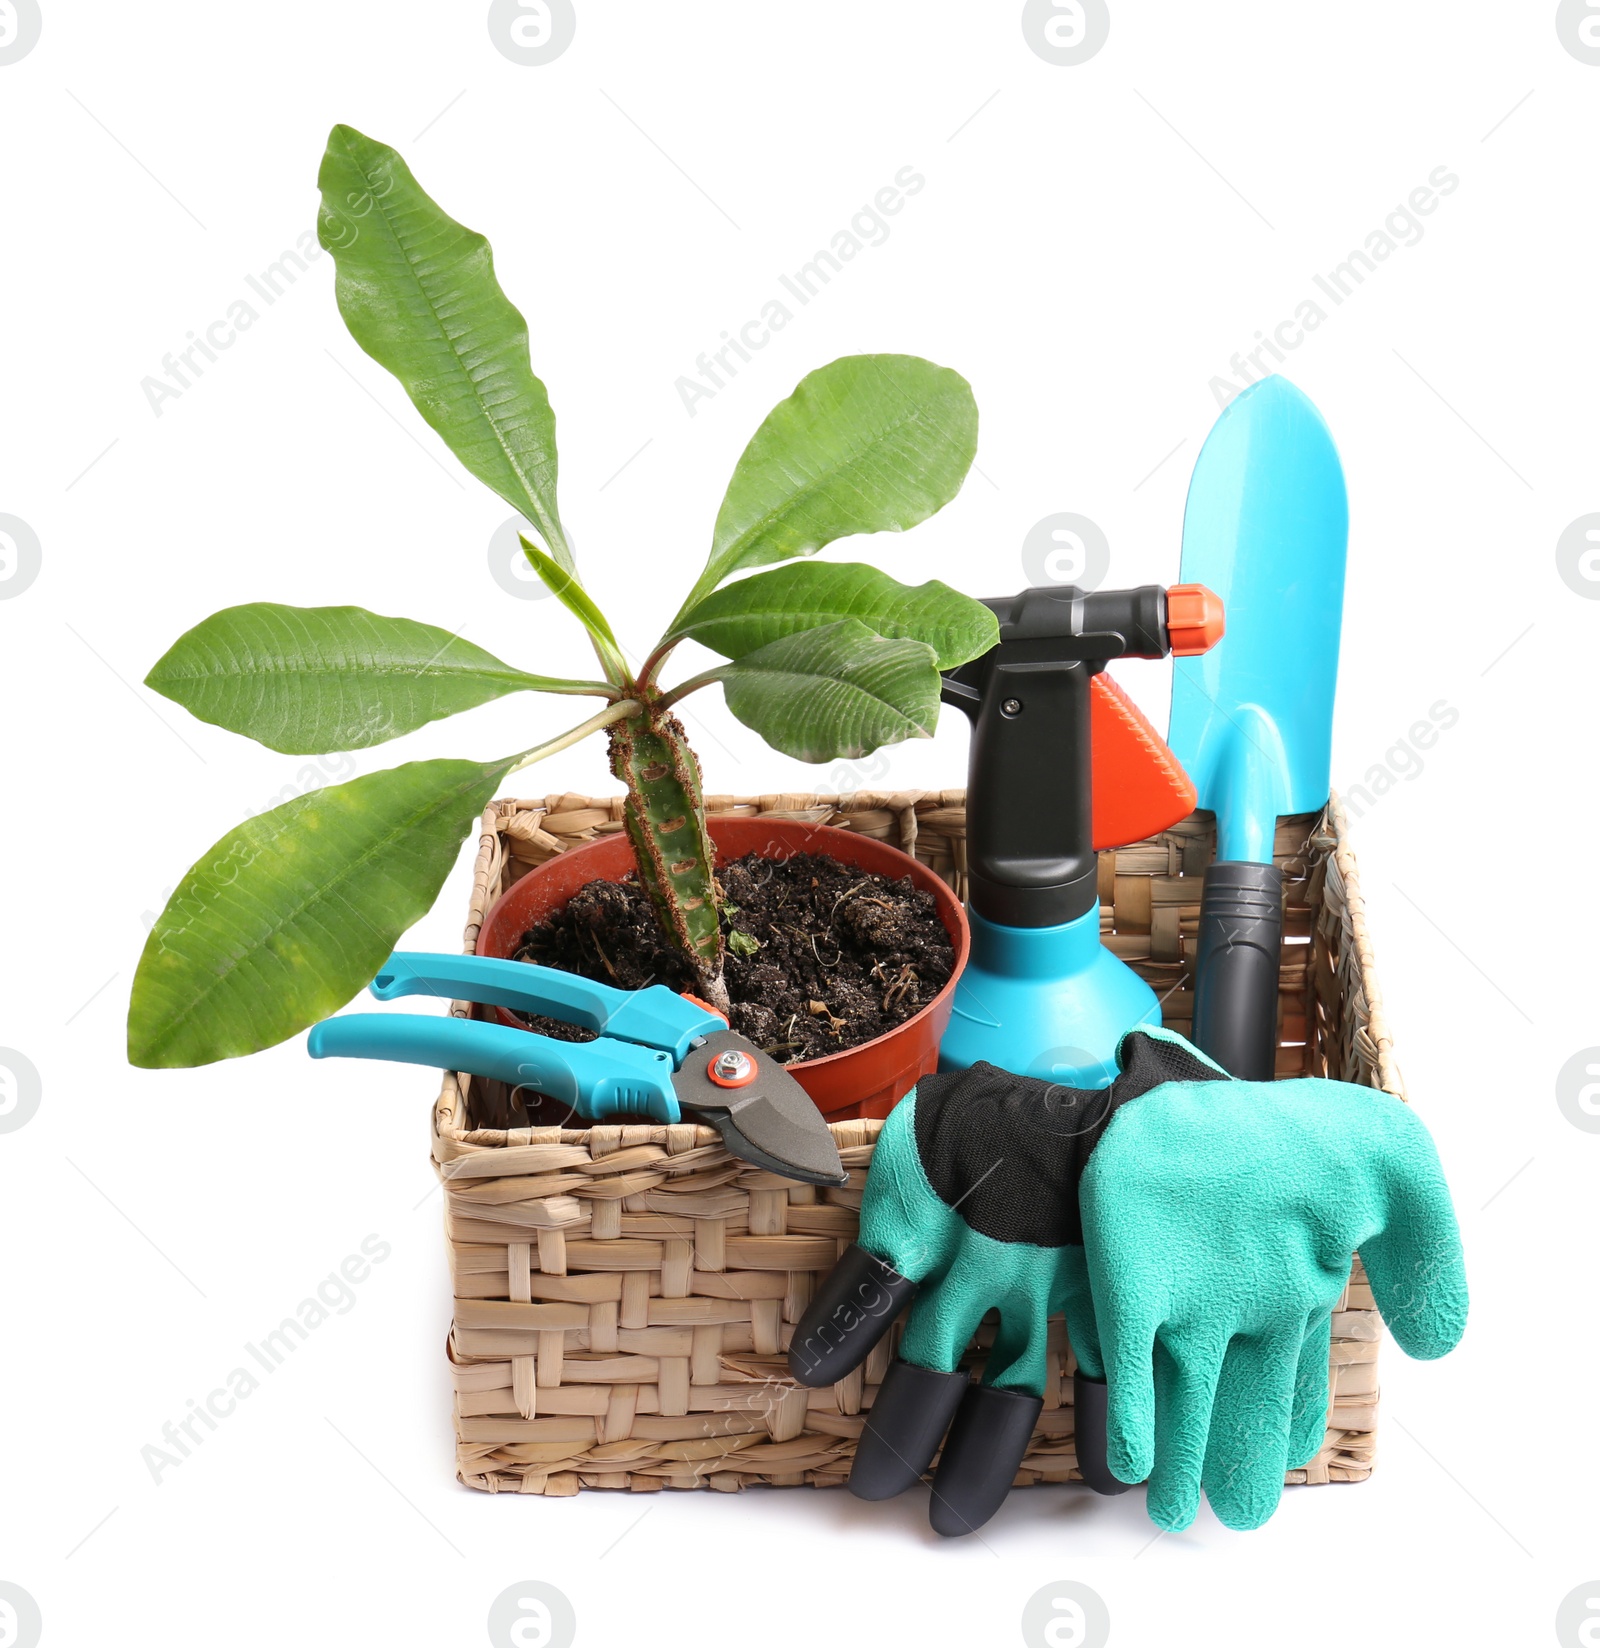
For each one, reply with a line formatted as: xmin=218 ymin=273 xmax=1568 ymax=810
xmin=1168 ymin=376 xmax=1349 ymax=1080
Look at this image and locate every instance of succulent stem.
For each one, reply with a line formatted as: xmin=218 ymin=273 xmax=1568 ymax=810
xmin=608 ymin=696 xmax=728 ymax=1013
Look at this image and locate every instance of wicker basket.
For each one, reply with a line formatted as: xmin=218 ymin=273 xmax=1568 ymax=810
xmin=433 ymin=790 xmax=1398 ymax=1496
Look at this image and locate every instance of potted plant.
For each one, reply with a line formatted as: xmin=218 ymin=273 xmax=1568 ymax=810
xmin=126 ymin=125 xmax=995 ymax=1098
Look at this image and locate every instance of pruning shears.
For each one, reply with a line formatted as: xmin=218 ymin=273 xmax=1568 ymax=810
xmin=306 ymin=951 xmax=848 ymax=1187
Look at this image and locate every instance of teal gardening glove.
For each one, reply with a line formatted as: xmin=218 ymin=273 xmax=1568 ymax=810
xmin=1083 ymin=1030 xmax=1468 ymax=1531
xmin=790 ymin=1052 xmax=1116 ymax=1536
xmin=788 ymin=1027 xmax=1467 ymax=1536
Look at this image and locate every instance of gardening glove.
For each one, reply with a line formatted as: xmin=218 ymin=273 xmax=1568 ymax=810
xmin=1081 ymin=1028 xmax=1468 ymax=1532
xmin=788 ymin=1026 xmax=1468 ymax=1538
xmin=786 ymin=1040 xmax=1198 ymax=1537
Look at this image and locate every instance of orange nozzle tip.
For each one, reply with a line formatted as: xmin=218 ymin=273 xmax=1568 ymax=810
xmin=1167 ymin=583 xmax=1225 ymax=657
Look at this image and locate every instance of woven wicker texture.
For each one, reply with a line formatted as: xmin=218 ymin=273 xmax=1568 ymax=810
xmin=434 ymin=790 xmax=1397 ymax=1495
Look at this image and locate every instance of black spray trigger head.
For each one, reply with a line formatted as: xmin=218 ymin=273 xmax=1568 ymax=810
xmin=672 ymin=1029 xmax=847 ymax=1188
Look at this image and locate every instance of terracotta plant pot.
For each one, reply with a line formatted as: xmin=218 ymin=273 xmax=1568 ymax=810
xmin=475 ymin=816 xmax=970 ymax=1121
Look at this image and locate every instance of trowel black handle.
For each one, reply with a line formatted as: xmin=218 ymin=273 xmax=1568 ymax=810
xmin=1191 ymin=861 xmax=1283 ymax=1082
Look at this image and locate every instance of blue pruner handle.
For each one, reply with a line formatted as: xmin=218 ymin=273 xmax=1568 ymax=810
xmin=371 ymin=952 xmax=724 ymax=1065
xmin=307 ymin=1013 xmax=681 ymax=1122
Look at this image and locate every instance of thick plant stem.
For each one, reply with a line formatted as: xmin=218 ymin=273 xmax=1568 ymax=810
xmin=608 ymin=700 xmax=728 ymax=1013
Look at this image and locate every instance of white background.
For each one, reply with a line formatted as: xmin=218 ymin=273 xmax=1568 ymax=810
xmin=2 ymin=3 xmax=1597 ymax=1644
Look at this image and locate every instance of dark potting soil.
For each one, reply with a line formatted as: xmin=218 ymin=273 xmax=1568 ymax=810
xmin=512 ymin=851 xmax=955 ymax=1063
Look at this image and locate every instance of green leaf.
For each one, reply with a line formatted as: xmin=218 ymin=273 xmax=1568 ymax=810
xmin=668 ymin=562 xmax=998 ymax=669
xmin=317 ymin=124 xmax=572 ymax=570
xmin=519 ymin=536 xmax=628 ymax=682
xmin=712 ymin=619 xmax=941 ymax=763
xmin=127 ymin=756 xmax=514 ymax=1068
xmin=146 ymin=603 xmax=606 ymax=755
xmin=675 ymin=354 xmax=979 ymax=619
